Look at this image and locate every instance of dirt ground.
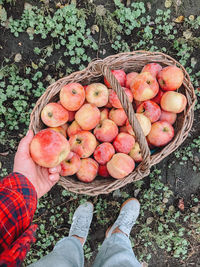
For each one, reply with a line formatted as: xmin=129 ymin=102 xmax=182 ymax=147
xmin=0 ymin=0 xmax=200 ymax=266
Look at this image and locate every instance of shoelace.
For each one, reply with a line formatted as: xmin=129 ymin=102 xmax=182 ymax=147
xmin=72 ymin=216 xmax=90 ymax=232
xmin=117 ymin=210 xmax=137 ymax=228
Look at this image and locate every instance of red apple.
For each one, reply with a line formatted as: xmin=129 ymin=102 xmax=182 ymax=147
xmin=135 ymin=113 xmax=151 ymax=136
xmin=60 ymin=152 xmax=81 ymax=176
xmin=120 ymin=125 xmax=129 ymax=134
xmin=129 ymin=142 xmax=142 ymax=162
xmin=113 ymin=133 xmax=135 ymax=154
xmin=104 ymin=69 xmax=126 ymax=88
xmin=160 ymin=91 xmax=187 ymax=113
xmin=48 ymin=126 xmax=67 ymax=138
xmin=98 ymin=165 xmax=110 ymax=178
xmin=130 ymin=72 xmax=159 ymax=101
xmin=142 ymin=63 xmax=162 ymax=77
xmin=77 ymin=158 xmax=99 ymax=182
xmin=75 ymin=103 xmax=101 ymax=130
xmin=125 ymin=72 xmax=138 ymax=89
xmin=151 ymin=89 xmax=164 ymax=105
xmin=67 ymin=110 xmax=76 ymax=122
xmin=94 ymin=119 xmax=118 ymax=142
xmin=109 ymin=108 xmax=127 ymax=126
xmin=136 ymin=100 xmax=161 ymax=123
xmin=94 ymin=142 xmax=115 ymax=165
xmin=60 ymin=83 xmax=85 ymax=111
xmin=30 ymin=129 xmax=70 ymax=168
xmin=85 ymin=83 xmax=109 ymax=107
xmin=147 ymin=121 xmax=174 ymax=147
xmin=157 ymin=66 xmax=184 ymax=91
xmin=65 ymin=151 xmax=74 ymax=161
xmin=60 ymin=123 xmax=69 ymax=135
xmin=160 ymin=110 xmax=177 ymax=125
xmin=133 ymin=100 xmax=144 ymax=110
xmin=107 ymin=153 xmax=135 ymax=179
xmin=41 ymin=103 xmax=69 ymax=127
xmin=125 ymin=120 xmax=135 ymax=136
xmin=100 ymin=108 xmax=109 ymax=121
xmin=69 ymin=131 xmax=97 ymax=158
xmin=105 ymin=101 xmax=113 ymax=108
xmin=108 ymin=88 xmax=133 ymax=109
xmin=67 ymin=121 xmax=82 ymax=137
xmin=146 ymin=136 xmax=155 ymax=149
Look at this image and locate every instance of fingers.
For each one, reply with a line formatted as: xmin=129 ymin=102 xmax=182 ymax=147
xmin=48 ymin=166 xmax=61 ymax=185
xmin=49 ymin=165 xmax=61 ymax=174
xmin=17 ymin=130 xmax=34 ymax=155
xmin=49 ymin=173 xmax=60 ymax=183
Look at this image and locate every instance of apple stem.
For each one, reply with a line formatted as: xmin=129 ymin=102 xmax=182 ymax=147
xmin=48 ymin=112 xmax=53 ymax=118
xmin=76 ymin=138 xmax=82 ymax=144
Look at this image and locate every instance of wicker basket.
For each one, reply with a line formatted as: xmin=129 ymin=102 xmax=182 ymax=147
xmin=29 ymin=51 xmax=196 ymax=196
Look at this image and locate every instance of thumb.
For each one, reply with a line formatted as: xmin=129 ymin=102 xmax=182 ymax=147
xmin=17 ymin=130 xmax=34 ymax=155
xmin=49 ymin=173 xmax=60 ymax=183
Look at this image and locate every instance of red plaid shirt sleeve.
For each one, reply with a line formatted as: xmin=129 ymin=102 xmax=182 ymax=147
xmin=0 ymin=172 xmax=38 ymax=266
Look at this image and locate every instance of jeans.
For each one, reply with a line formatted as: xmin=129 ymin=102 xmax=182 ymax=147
xmin=29 ymin=233 xmax=141 ymax=267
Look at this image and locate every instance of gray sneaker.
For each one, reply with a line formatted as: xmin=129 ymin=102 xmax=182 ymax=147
xmin=69 ymin=202 xmax=93 ymax=245
xmin=106 ymin=198 xmax=140 ymax=238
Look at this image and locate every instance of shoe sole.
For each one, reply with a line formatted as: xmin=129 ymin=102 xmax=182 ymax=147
xmin=105 ymin=198 xmax=140 ymax=238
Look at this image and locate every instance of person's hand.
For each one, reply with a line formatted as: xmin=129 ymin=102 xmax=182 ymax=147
xmin=13 ymin=130 xmax=61 ymax=198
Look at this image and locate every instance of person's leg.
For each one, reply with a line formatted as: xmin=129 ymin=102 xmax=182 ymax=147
xmin=29 ymin=236 xmax=84 ymax=267
xmin=93 ymin=198 xmax=141 ymax=267
xmin=29 ymin=202 xmax=93 ymax=267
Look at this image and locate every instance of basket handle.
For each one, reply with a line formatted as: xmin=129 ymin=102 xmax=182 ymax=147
xmin=98 ymin=63 xmax=151 ymax=173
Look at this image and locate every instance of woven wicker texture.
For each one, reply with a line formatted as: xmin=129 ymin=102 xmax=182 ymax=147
xmin=29 ymin=51 xmax=196 ymax=196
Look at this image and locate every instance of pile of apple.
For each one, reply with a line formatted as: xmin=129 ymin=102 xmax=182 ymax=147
xmin=30 ymin=63 xmax=187 ymax=182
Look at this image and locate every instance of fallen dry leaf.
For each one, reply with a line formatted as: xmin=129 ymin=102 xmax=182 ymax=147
xmin=175 ymin=0 xmax=182 ymax=6
xmin=183 ymin=30 xmax=192 ymax=39
xmin=191 ymin=57 xmax=197 ymax=67
xmin=147 ymin=2 xmax=151 ymax=10
xmin=0 ymin=151 xmax=9 ymax=156
xmin=24 ymin=2 xmax=33 ymax=10
xmin=141 ymin=262 xmax=148 ymax=267
xmin=163 ymin=197 xmax=169 ymax=203
xmin=71 ymin=0 xmax=76 ymax=5
xmin=189 ymin=15 xmax=195 ymax=21
xmin=134 ymin=188 xmax=141 ymax=197
xmin=56 ymin=2 xmax=68 ymax=8
xmin=174 ymin=15 xmax=184 ymax=23
xmin=0 ymin=5 xmax=7 ymax=22
xmin=14 ymin=53 xmax=22 ymax=63
xmin=96 ymin=5 xmax=106 ymax=16
xmin=165 ymin=0 xmax=172 ymax=8
xmin=91 ymin=25 xmax=99 ymax=34
xmin=190 ymin=205 xmax=199 ymax=213
xmin=26 ymin=27 xmax=34 ymax=35
xmin=126 ymin=0 xmax=131 ymax=6
xmin=178 ymin=198 xmax=184 ymax=211
xmin=31 ymin=61 xmax=38 ymax=70
xmin=146 ymin=217 xmax=154 ymax=225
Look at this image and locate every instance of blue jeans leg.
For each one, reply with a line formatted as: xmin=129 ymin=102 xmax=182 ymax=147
xmin=92 ymin=233 xmax=141 ymax=267
xmin=28 ymin=236 xmax=84 ymax=267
